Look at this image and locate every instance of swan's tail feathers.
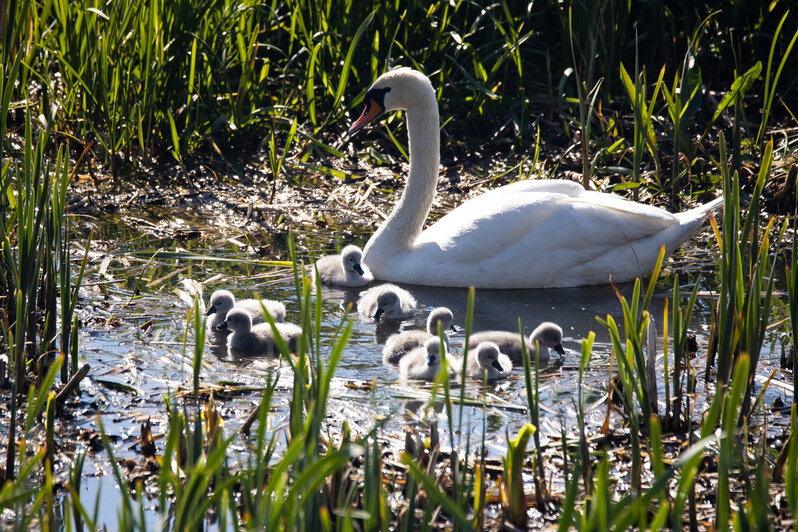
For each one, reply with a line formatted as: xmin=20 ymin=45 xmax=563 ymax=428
xmin=697 ymin=196 xmax=724 ymax=213
xmin=677 ymin=196 xmax=724 ymax=225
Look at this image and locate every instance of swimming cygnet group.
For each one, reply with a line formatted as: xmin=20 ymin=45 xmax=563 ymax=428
xmin=216 ymin=308 xmax=302 ymax=355
xmin=357 ymin=283 xmax=417 ymax=321
xmin=314 ymin=245 xmax=369 ymax=287
xmin=383 ymin=307 xmax=455 ymax=365
xmin=344 ymin=278 xmax=567 ymax=383
xmin=206 ymin=290 xmax=286 ymax=329
xmin=381 ymin=307 xmax=565 ymax=382
xmin=208 ymin=247 xmax=567 ymax=384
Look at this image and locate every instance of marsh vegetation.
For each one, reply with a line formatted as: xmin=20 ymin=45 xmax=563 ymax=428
xmin=1 ymin=1 xmax=798 ymax=529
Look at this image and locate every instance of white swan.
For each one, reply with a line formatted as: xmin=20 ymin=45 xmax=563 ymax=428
xmin=468 ymin=322 xmax=565 ymax=365
xmin=382 ymin=307 xmax=455 ymax=365
xmin=216 ymin=308 xmax=301 ymax=354
xmin=349 ymin=68 xmax=722 ymax=288
xmin=313 ymin=245 xmax=369 ymax=287
xmin=206 ymin=290 xmax=286 ymax=329
xmin=357 ymin=283 xmax=416 ymax=320
xmin=462 ymin=342 xmax=513 ymax=382
xmin=399 ymin=336 xmax=457 ymax=380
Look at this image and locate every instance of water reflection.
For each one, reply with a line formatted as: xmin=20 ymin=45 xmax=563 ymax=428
xmin=320 ymin=279 xmax=670 ymax=351
xmin=67 ymin=189 xmax=795 ymax=528
xmin=316 ymin=284 xmax=362 ymax=313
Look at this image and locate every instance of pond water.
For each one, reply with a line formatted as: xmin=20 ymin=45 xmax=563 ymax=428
xmin=55 ymin=197 xmax=793 ymax=527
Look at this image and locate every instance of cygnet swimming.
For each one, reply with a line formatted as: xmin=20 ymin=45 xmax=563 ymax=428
xmin=463 ymin=341 xmax=513 ymax=382
xmin=216 ymin=308 xmax=301 ymax=354
xmin=382 ymin=307 xmax=455 ymax=365
xmin=206 ymin=290 xmax=286 ymax=329
xmin=468 ymin=321 xmax=565 ymax=365
xmin=399 ymin=336 xmax=457 ymax=380
xmin=357 ymin=283 xmax=416 ymax=321
xmin=313 ymin=245 xmax=369 ymax=287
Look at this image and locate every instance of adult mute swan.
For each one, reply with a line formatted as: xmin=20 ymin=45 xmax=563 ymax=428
xmin=348 ymin=68 xmax=722 ymax=288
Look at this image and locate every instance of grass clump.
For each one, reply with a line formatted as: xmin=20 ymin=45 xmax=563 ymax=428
xmin=2 ymin=2 xmax=798 ymax=530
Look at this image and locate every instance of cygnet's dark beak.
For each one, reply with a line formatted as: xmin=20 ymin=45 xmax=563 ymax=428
xmin=215 ymin=322 xmax=228 ymax=331
xmin=450 ymin=324 xmax=459 ymax=332
xmin=491 ymin=360 xmax=505 ymax=372
xmin=354 ymin=263 xmax=365 ymax=275
xmin=427 ymin=354 xmax=437 ymax=366
xmin=206 ymin=306 xmax=216 ymax=316
xmin=373 ymin=307 xmax=384 ymax=320
xmin=554 ymin=343 xmax=566 ymax=355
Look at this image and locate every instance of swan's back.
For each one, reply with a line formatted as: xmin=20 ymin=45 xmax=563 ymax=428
xmin=410 ymin=181 xmax=720 ymax=287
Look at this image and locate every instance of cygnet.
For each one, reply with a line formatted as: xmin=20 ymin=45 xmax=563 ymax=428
xmin=382 ymin=307 xmax=455 ymax=365
xmin=463 ymin=342 xmax=512 ymax=382
xmin=468 ymin=321 xmax=565 ymax=365
xmin=399 ymin=337 xmax=457 ymax=381
xmin=216 ymin=308 xmax=301 ymax=354
xmin=206 ymin=289 xmax=286 ymax=329
xmin=313 ymin=245 xmax=369 ymax=287
xmin=357 ymin=283 xmax=416 ymax=321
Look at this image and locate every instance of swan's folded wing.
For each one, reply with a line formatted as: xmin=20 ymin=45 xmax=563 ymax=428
xmin=416 ymin=181 xmax=678 ymax=265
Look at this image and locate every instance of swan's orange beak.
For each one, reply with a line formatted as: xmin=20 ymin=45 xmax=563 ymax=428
xmin=348 ymin=99 xmax=383 ymax=136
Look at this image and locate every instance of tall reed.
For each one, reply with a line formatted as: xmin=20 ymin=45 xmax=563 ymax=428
xmin=713 ymin=134 xmax=778 ymax=421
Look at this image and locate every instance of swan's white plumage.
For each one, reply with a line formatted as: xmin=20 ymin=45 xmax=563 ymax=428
xmin=351 ymin=68 xmax=721 ymax=288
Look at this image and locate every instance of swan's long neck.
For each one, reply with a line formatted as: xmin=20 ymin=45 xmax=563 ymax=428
xmin=364 ymin=96 xmax=440 ymax=261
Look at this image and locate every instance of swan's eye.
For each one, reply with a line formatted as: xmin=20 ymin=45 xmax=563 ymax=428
xmin=366 ymin=87 xmax=391 ymax=109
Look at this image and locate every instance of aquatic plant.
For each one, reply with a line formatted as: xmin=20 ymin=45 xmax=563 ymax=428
xmin=520 ymin=317 xmax=548 ymax=505
xmin=0 ymin=0 xmax=791 ymax=187
xmin=1 ymin=2 xmax=797 ymax=530
xmin=501 ymin=423 xmax=535 ymax=527
xmin=713 ymin=134 xmax=778 ymax=412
